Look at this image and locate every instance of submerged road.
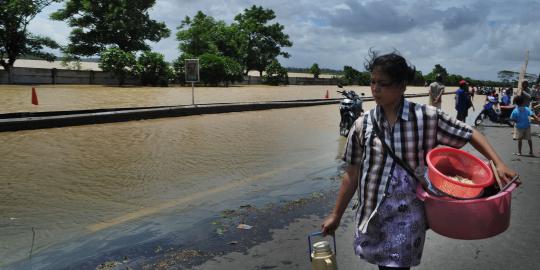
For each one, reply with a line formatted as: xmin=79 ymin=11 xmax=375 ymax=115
xmin=1 ymin=93 xmax=496 ymax=269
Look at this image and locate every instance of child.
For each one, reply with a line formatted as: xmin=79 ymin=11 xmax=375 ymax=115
xmin=511 ymin=95 xmax=540 ymax=156
xmin=321 ymin=51 xmax=516 ymax=270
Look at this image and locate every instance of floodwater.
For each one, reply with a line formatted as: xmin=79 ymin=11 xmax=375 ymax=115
xmin=2 ymin=84 xmax=410 ymax=114
xmin=0 ymin=85 xmax=485 ymax=269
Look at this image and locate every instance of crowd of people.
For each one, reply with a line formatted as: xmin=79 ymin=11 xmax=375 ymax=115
xmin=429 ymin=76 xmax=540 ymax=156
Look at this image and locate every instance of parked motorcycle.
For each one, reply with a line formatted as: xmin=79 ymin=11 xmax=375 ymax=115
xmin=338 ymin=87 xmax=364 ymax=136
xmin=474 ymin=98 xmax=514 ymax=127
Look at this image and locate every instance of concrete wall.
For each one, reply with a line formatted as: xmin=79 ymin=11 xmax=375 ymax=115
xmin=0 ymin=67 xmax=337 ymax=85
xmin=0 ymin=67 xmax=138 ymax=85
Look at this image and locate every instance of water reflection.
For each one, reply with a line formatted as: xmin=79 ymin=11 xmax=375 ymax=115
xmin=0 ymin=85 xmax=486 ymax=268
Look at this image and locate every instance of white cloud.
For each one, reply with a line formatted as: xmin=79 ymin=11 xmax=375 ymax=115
xmin=26 ymin=0 xmax=540 ymax=80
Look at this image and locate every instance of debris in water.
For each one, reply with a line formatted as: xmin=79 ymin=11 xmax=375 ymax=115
xmin=236 ymin=224 xmax=253 ymax=230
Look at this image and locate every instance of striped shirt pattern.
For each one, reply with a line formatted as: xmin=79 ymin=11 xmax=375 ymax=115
xmin=343 ymin=98 xmax=473 ymax=233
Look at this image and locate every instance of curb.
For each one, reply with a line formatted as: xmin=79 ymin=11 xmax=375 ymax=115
xmin=0 ymin=93 xmax=430 ymax=132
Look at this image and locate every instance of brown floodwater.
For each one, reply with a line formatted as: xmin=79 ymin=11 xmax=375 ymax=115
xmin=0 ymin=84 xmax=430 ymax=113
xmin=0 ymin=85 xmax=485 ymax=268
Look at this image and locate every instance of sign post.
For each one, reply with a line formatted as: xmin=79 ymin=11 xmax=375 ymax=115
xmin=185 ymin=59 xmax=200 ymax=105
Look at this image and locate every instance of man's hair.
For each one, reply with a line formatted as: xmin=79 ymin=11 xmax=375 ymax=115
xmin=364 ymin=49 xmax=416 ymax=86
xmin=513 ymin=95 xmax=525 ymax=106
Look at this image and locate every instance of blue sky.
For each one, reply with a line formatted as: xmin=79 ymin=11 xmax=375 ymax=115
xmin=29 ymin=0 xmax=539 ymax=81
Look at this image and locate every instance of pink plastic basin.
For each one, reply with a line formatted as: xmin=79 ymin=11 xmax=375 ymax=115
xmin=417 ymin=183 xmax=517 ymax=240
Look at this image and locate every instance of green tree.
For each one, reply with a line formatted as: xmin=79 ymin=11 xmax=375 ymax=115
xmin=263 ymin=59 xmax=288 ymax=85
xmin=357 ymin=71 xmax=370 ymax=86
xmin=446 ymin=74 xmax=464 ymax=87
xmin=426 ymin=64 xmax=449 ymax=84
xmin=412 ymin=70 xmax=425 ymax=86
xmin=342 ymin=65 xmax=360 ymax=85
xmin=60 ymin=53 xmax=82 ymax=70
xmin=199 ymin=53 xmax=226 ymax=86
xmin=222 ymin=56 xmax=244 ymax=86
xmin=176 ymin=11 xmax=244 ymax=86
xmin=497 ymin=70 xmax=519 ymax=84
xmin=0 ymin=0 xmax=60 ymax=83
xmin=51 ymin=0 xmax=170 ymax=56
xmin=176 ymin=11 xmax=244 ymax=62
xmin=136 ymin=51 xmax=171 ymax=86
xmin=234 ymin=5 xmax=292 ymax=76
xmin=172 ymin=53 xmax=193 ymax=85
xmin=177 ymin=12 xmax=221 ymax=57
xmin=99 ymin=47 xmax=136 ymax=85
xmin=310 ymin=63 xmax=320 ymax=79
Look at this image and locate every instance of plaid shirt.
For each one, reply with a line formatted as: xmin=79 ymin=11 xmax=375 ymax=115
xmin=343 ymin=98 xmax=473 ymax=233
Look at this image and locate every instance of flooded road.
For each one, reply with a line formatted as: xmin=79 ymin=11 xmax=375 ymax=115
xmin=0 ymin=85 xmax=486 ymax=269
xmin=1 ymin=84 xmax=354 ymax=114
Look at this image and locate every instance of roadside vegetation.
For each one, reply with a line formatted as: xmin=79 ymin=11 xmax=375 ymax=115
xmin=2 ymin=1 xmax=538 ymax=87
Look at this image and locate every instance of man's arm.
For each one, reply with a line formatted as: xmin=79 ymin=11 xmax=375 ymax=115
xmin=469 ymin=129 xmax=517 ymax=182
xmin=321 ymin=165 xmax=359 ymax=235
xmin=436 ymin=86 xmax=445 ymax=102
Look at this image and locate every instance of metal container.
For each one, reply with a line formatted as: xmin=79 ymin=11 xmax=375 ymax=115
xmin=308 ymin=232 xmax=337 ymax=270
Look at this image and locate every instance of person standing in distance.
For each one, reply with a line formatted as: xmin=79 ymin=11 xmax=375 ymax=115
xmin=429 ymin=74 xmax=445 ymax=108
xmin=455 ymin=80 xmax=474 ymax=122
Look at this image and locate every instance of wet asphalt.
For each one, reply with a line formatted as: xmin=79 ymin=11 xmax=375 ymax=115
xmin=5 ymin=102 xmax=539 ymax=270
xmin=187 ymin=122 xmax=540 ymax=270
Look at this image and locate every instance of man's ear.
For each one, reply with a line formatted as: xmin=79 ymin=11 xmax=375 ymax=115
xmin=400 ymin=82 xmax=407 ymax=92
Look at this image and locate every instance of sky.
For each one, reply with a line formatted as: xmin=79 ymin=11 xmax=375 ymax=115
xmin=29 ymin=0 xmax=540 ymax=81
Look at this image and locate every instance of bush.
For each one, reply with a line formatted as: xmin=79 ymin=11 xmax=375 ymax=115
xmin=310 ymin=63 xmax=320 ymax=79
xmin=223 ymin=56 xmax=244 ymax=85
xmin=99 ymin=48 xmax=136 ymax=85
xmin=199 ymin=53 xmax=226 ymax=85
xmin=263 ymin=59 xmax=288 ymax=85
xmin=136 ymin=51 xmax=172 ymax=86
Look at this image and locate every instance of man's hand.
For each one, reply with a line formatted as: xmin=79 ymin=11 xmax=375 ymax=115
xmin=321 ymin=213 xmax=341 ymax=236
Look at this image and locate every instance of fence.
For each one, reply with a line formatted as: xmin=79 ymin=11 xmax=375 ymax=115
xmin=0 ymin=67 xmax=338 ymax=86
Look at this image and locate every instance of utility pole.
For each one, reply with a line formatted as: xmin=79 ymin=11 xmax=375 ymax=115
xmin=517 ymin=49 xmax=529 ymax=95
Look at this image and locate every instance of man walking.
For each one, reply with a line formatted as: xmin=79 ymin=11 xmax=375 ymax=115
xmin=455 ymin=80 xmax=474 ymax=122
xmin=429 ymin=74 xmax=445 ymax=108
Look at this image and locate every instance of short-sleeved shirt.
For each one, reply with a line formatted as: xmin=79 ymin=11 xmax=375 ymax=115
xmin=501 ymin=94 xmax=511 ymax=106
xmin=429 ymin=82 xmax=444 ymax=107
xmin=343 ymin=98 xmax=473 ymax=233
xmin=455 ymin=88 xmax=472 ymax=112
xmin=510 ymin=106 xmax=533 ymax=129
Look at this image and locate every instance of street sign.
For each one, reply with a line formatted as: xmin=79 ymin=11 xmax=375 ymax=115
xmin=185 ymin=59 xmax=200 ymax=83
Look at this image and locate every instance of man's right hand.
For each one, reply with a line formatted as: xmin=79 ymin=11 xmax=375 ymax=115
xmin=321 ymin=213 xmax=341 ymax=236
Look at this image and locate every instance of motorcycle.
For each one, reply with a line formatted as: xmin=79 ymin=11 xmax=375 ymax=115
xmin=474 ymin=98 xmax=514 ymax=127
xmin=338 ymin=87 xmax=364 ymax=136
